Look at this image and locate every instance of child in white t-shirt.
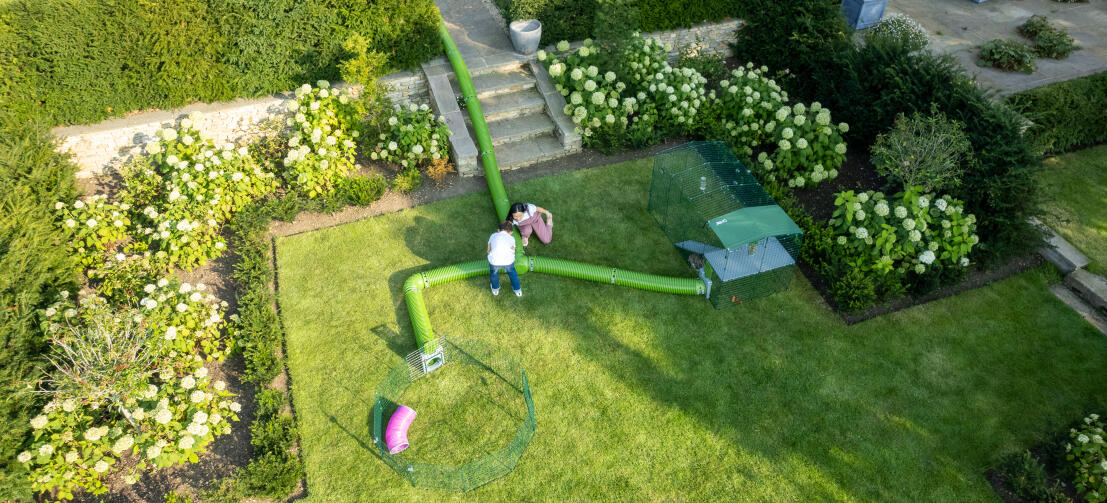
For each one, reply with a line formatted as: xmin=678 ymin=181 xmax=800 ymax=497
xmin=487 ymin=221 xmax=522 ymax=296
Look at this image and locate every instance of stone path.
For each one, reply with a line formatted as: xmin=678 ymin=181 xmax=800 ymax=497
xmin=886 ymin=0 xmax=1107 ymax=94
xmin=436 ymin=0 xmax=513 ymax=57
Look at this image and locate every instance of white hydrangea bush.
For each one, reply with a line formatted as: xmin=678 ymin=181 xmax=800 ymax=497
xmin=370 ymin=103 xmax=450 ymax=169
xmin=281 ymin=81 xmax=362 ymax=198
xmin=122 ymin=113 xmax=277 ymax=271
xmin=1067 ymin=413 xmax=1107 ymax=503
xmin=708 ymin=63 xmax=790 ymax=157
xmin=756 ymin=102 xmax=849 ymax=188
xmin=54 ymin=195 xmax=131 ymax=268
xmin=543 ymin=39 xmax=637 ymax=149
xmin=18 ymin=291 xmax=239 ymax=499
xmin=829 ymin=187 xmax=978 ymax=276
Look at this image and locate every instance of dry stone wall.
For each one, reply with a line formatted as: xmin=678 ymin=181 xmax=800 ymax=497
xmin=54 ymin=72 xmax=429 ymax=178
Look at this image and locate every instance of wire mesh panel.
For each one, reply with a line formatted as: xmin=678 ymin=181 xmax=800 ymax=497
xmin=649 ymin=141 xmax=803 ymax=308
xmin=372 ymin=337 xmax=536 ymax=492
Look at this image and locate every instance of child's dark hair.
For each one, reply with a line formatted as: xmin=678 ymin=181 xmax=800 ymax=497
xmin=498 ymin=221 xmax=513 ymax=232
xmin=509 ymin=202 xmax=527 ymax=216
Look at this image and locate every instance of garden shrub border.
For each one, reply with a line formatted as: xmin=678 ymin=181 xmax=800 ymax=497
xmin=1009 ymin=71 xmax=1107 ymax=155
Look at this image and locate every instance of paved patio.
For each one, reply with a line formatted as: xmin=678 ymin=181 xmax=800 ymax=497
xmin=885 ymin=0 xmax=1107 ymax=94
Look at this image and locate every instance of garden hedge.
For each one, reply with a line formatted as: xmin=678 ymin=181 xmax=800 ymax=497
xmin=0 ymin=113 xmax=80 ymax=501
xmin=1009 ymin=71 xmax=1107 ymax=155
xmin=0 ymin=0 xmax=441 ymax=127
xmin=493 ymin=0 xmax=745 ymax=45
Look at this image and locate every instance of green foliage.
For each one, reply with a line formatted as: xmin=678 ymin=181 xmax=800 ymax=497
xmin=811 ymin=42 xmax=1039 ymax=264
xmin=338 ymin=174 xmax=387 ymax=206
xmin=870 ymin=111 xmax=972 ymax=193
xmin=829 ymin=267 xmax=878 ymax=313
xmin=0 ymin=113 xmax=78 ymax=502
xmin=999 ymin=450 xmax=1072 ymax=503
xmin=676 ymin=48 xmax=728 ymax=83
xmin=237 ymin=453 xmax=303 ymax=499
xmin=281 ymin=82 xmax=363 ymax=198
xmin=164 ymin=490 xmax=195 ymax=503
xmin=978 ymin=39 xmax=1037 ymax=73
xmin=637 ymin=0 xmax=743 ymax=32
xmin=705 ymin=64 xmax=790 ymax=159
xmin=730 ymin=0 xmax=853 ymax=100
xmin=863 ymin=13 xmax=928 ymax=53
xmin=393 ymin=167 xmax=423 ymax=194
xmin=756 ymin=101 xmax=848 ymax=188
xmin=369 ymin=104 xmax=451 ymax=169
xmin=1009 ymin=72 xmax=1107 ymax=154
xmin=829 ymin=188 xmax=978 ymax=277
xmin=1067 ymin=413 xmax=1107 ymax=502
xmin=0 ymin=0 xmax=442 ymax=127
xmin=1018 ymin=15 xmax=1078 ymax=59
xmin=221 ymin=199 xmax=304 ymax=502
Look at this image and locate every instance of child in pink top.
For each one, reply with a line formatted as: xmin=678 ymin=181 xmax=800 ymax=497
xmin=509 ymin=202 xmax=553 ymax=247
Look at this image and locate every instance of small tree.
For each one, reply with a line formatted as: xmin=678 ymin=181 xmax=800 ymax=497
xmin=870 ymin=110 xmax=972 ymax=193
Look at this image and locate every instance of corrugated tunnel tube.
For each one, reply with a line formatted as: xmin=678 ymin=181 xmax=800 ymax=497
xmin=404 ymin=21 xmax=706 ymax=353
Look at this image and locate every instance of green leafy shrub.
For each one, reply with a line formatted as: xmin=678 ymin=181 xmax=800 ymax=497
xmin=1067 ymin=413 xmax=1107 ymax=502
xmin=392 ymin=167 xmax=423 ymax=194
xmin=870 ymin=111 xmax=972 ymax=193
xmin=281 ymin=82 xmax=363 ymax=198
xmin=999 ymin=450 xmax=1071 ymax=503
xmin=811 ymin=44 xmax=1039 ymax=263
xmin=978 ymin=39 xmax=1037 ymax=73
xmin=369 ymin=104 xmax=450 ymax=169
xmin=755 ymin=102 xmax=848 ymax=188
xmin=54 ymin=195 xmax=132 ymax=268
xmin=495 ymin=0 xmax=596 ymax=45
xmin=1017 ymin=15 xmax=1079 ymax=59
xmin=237 ymin=453 xmax=303 ymax=499
xmin=0 ymin=113 xmax=79 ymax=502
xmin=1009 ymin=71 xmax=1107 ymax=154
xmin=730 ymin=0 xmax=852 ymax=100
xmin=703 ymin=64 xmax=790 ymax=158
xmin=338 ymin=174 xmax=387 ymax=206
xmin=676 ymin=47 xmax=728 ymax=82
xmin=19 ymin=296 xmax=240 ymax=498
xmin=0 ymin=0 xmax=442 ymax=127
xmin=828 ymin=267 xmax=878 ymax=313
xmin=829 ymin=188 xmax=978 ymax=277
xmin=637 ymin=0 xmax=743 ymax=32
xmin=864 ymin=13 xmax=928 ymax=53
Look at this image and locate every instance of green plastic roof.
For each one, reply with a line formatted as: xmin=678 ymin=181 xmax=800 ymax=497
xmin=707 ymin=205 xmax=802 ymax=248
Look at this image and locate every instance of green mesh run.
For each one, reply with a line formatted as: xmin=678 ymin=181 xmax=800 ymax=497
xmin=648 ymin=141 xmax=803 ymax=308
xmin=372 ymin=338 xmax=536 ymax=492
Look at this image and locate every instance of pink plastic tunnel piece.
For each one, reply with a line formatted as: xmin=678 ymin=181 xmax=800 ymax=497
xmin=385 ymin=405 xmax=417 ymax=454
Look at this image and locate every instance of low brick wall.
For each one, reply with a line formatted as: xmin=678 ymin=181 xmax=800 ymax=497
xmin=53 ymin=71 xmax=430 ymax=179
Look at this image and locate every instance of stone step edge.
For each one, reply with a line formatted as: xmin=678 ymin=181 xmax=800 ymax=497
xmin=1049 ymin=284 xmax=1107 ymax=336
xmin=1065 ymin=268 xmax=1107 ymax=314
xmin=1031 ymin=217 xmax=1091 ymax=274
xmin=528 ymin=60 xmax=582 ymax=151
xmin=489 ymin=116 xmax=557 ymax=146
xmin=425 ymin=72 xmax=479 ymax=177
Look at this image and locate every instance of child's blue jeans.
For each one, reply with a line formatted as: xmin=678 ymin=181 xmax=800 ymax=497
xmin=489 ymin=263 xmax=521 ymax=292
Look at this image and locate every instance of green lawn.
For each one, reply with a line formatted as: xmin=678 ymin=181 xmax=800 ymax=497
xmin=276 ymin=159 xmax=1107 ymax=502
xmin=1038 ymin=145 xmax=1107 ymax=275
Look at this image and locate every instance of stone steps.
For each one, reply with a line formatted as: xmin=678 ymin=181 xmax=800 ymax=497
xmin=424 ymin=52 xmax=582 ymax=177
xmin=459 ymin=68 xmax=536 ymax=99
xmin=469 ymin=88 xmax=547 ymax=122
xmin=495 ymin=133 xmax=574 ymax=171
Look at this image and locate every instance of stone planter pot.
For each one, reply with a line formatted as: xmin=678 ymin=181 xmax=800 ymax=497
xmin=840 ymin=0 xmax=887 ymax=30
xmin=509 ymin=19 xmax=542 ymax=55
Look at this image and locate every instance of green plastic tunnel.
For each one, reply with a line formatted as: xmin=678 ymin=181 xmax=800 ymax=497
xmin=403 ymin=20 xmax=706 ymax=353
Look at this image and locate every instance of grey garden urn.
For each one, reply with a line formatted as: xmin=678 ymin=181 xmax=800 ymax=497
xmin=509 ymin=19 xmax=542 ymax=56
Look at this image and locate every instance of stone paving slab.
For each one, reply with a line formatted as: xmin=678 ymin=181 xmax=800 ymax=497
xmin=1066 ymin=268 xmax=1107 ymax=313
xmin=886 ymin=0 xmax=1107 ymax=94
xmin=1030 ymin=217 xmax=1091 ymax=274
